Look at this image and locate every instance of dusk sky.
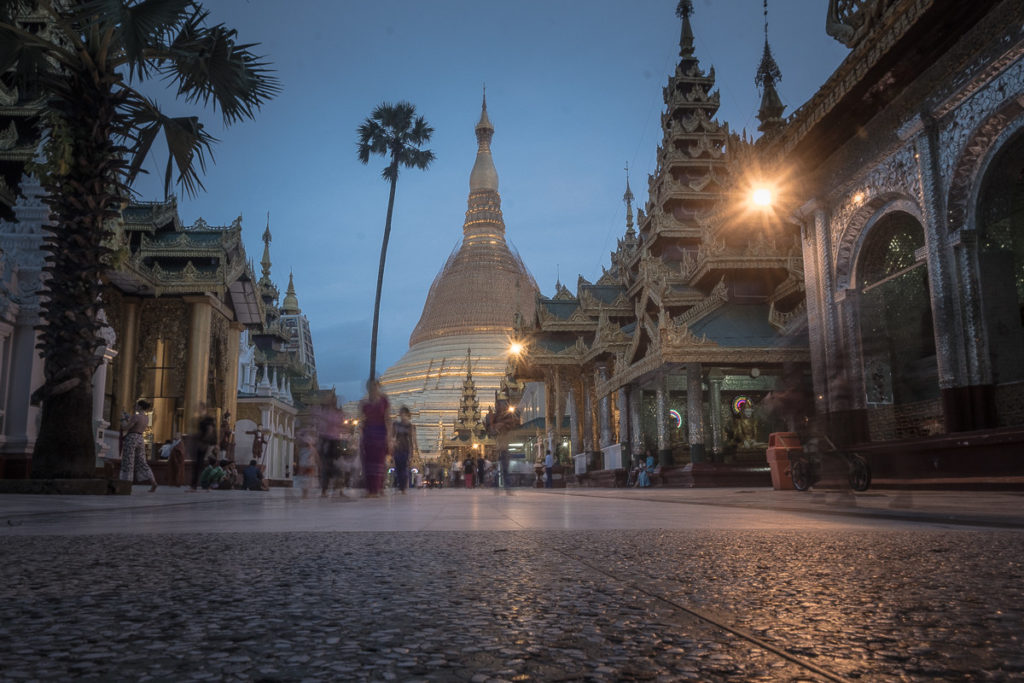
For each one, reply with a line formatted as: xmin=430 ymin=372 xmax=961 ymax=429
xmin=131 ymin=0 xmax=849 ymax=404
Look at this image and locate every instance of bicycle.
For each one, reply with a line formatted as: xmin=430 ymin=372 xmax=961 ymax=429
xmin=790 ymin=434 xmax=871 ymax=492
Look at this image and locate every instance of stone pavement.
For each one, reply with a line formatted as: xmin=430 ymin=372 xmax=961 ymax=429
xmin=1 ymin=486 xmax=1022 ymax=681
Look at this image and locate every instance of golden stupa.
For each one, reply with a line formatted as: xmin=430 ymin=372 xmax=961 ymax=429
xmin=379 ymin=94 xmax=538 ymax=457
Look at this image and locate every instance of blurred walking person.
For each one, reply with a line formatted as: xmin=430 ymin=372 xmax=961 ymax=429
xmin=119 ymin=400 xmax=157 ymax=492
xmin=360 ymin=379 xmax=391 ymax=497
xmin=392 ymin=406 xmax=416 ymax=494
xmin=294 ymin=431 xmax=319 ymax=498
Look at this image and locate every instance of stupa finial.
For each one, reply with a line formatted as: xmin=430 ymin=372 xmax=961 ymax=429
xmin=755 ymin=0 xmax=785 ymax=135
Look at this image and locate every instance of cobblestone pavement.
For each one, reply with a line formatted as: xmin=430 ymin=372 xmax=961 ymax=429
xmin=1 ymin=490 xmax=1022 ymax=681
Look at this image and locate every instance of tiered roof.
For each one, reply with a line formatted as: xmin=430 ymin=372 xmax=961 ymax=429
xmin=518 ymin=2 xmax=809 ymax=393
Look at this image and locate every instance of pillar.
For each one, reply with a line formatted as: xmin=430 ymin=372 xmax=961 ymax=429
xmin=183 ymin=296 xmax=212 ymax=432
xmin=115 ymin=298 xmax=140 ymax=414
xmin=224 ymin=322 xmax=244 ymax=421
xmin=687 ymin=363 xmax=705 ymax=464
xmin=92 ymin=347 xmax=117 ymax=460
xmin=708 ymin=370 xmax=723 ymax=462
xmin=582 ymin=372 xmax=594 ymax=454
xmin=629 ymin=384 xmax=643 ymax=460
xmin=616 ymin=386 xmax=629 ymax=451
xmin=544 ymin=371 xmax=556 ymax=458
xmin=597 ymin=363 xmax=612 ymax=449
xmin=655 ymin=373 xmax=671 ymax=466
xmin=568 ymin=382 xmax=580 ymax=456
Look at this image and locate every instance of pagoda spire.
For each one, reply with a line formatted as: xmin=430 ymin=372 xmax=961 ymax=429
xmin=676 ymin=1 xmax=695 ymax=57
xmin=463 ymin=89 xmax=505 ymax=244
xmin=281 ymin=270 xmax=300 ymax=314
xmin=260 ymin=212 xmax=272 ymax=284
xmin=755 ymin=0 xmax=785 ymax=136
xmin=623 ymin=162 xmax=635 ymax=236
xmin=469 ymin=87 xmax=498 ymax=193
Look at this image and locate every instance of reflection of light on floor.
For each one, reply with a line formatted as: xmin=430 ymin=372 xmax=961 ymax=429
xmin=669 ymin=409 xmax=682 ymax=428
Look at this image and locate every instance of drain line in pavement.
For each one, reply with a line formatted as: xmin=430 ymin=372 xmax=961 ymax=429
xmin=550 ymin=544 xmax=848 ymax=683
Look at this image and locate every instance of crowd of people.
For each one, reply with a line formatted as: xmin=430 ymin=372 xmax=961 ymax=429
xmin=115 ymin=378 xmax=531 ymax=496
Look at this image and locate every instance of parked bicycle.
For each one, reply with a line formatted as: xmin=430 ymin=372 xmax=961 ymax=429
xmin=790 ymin=434 xmax=871 ymax=492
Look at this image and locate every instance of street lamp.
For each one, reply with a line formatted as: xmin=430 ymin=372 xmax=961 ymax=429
xmin=751 ymin=187 xmax=772 ymax=207
xmin=508 ymin=341 xmax=524 ymax=356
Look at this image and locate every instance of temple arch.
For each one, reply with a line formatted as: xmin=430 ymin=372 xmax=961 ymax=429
xmin=972 ymin=125 xmax=1024 ymax=396
xmin=853 ymin=210 xmax=941 ymax=438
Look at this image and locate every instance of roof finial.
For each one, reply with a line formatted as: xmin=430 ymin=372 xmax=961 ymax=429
xmin=676 ymin=0 xmax=694 ymax=56
xmin=623 ymin=162 xmax=635 ymax=232
xmin=260 ymin=211 xmax=272 ymax=281
xmin=755 ymin=0 xmax=785 ymax=135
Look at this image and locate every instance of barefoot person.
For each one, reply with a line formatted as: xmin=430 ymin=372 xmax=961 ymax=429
xmin=120 ymin=400 xmax=158 ymax=492
xmin=360 ymin=379 xmax=391 ymax=497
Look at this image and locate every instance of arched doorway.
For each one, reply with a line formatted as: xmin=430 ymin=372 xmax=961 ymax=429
xmin=976 ymin=129 xmax=1024 ymax=390
xmin=857 ymin=211 xmax=940 ymax=439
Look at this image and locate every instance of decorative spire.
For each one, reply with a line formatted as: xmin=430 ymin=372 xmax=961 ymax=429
xmin=623 ymin=162 xmax=635 ymax=235
xmin=469 ymin=87 xmax=498 ymax=192
xmin=260 ymin=212 xmax=272 ymax=283
xmin=281 ymin=270 xmax=300 ymax=314
xmin=755 ymin=0 xmax=786 ymax=135
xmin=676 ymin=0 xmax=694 ymax=57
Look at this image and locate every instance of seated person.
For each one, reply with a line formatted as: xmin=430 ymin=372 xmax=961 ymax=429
xmin=242 ymin=459 xmax=265 ymax=491
xmin=217 ymin=460 xmax=239 ymax=489
xmin=199 ymin=456 xmax=225 ymax=490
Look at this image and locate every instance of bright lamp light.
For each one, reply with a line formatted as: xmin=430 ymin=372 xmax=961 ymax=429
xmin=752 ymin=187 xmax=772 ymax=207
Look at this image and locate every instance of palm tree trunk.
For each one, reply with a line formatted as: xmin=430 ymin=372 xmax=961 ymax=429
xmin=31 ymin=69 xmax=124 ymax=478
xmin=369 ymin=165 xmax=399 ymax=382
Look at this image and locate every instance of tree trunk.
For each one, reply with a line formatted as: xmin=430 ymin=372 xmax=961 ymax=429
xmin=31 ymin=381 xmax=99 ymax=478
xmin=369 ymin=165 xmax=399 ymax=382
xmin=31 ymin=67 xmax=125 ymax=478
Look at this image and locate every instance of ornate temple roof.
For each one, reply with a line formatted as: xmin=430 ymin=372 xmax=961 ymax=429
xmin=408 ymin=94 xmax=538 ymax=347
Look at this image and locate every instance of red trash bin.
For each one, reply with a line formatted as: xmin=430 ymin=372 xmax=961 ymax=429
xmin=766 ymin=432 xmax=802 ymax=490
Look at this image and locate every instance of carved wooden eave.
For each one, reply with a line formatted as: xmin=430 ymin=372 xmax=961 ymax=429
xmin=598 ymin=344 xmax=810 ymax=398
xmin=770 ymin=269 xmax=806 ymax=304
xmin=672 ymin=277 xmax=729 ymax=328
xmin=578 ymin=288 xmax=630 ymax=315
xmin=591 ymin=309 xmax=632 ymax=349
xmin=768 ymin=299 xmax=808 ymax=333
xmin=687 ymin=254 xmax=795 ymax=287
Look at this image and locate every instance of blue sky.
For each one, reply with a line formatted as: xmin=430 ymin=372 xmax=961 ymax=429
xmin=131 ymin=0 xmax=849 ymax=404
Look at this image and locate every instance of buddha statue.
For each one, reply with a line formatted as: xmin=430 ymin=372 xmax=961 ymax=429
xmin=732 ymin=404 xmax=760 ymax=449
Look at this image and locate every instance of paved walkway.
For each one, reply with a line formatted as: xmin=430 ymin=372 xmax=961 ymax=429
xmin=2 ymin=485 xmax=1022 ymax=535
xmin=2 ymin=486 xmax=1022 ymax=681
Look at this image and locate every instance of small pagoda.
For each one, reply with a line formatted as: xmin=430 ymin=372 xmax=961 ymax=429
xmin=442 ymin=349 xmax=494 ymax=469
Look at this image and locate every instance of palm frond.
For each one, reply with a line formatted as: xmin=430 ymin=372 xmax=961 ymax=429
xmin=162 ymin=12 xmax=280 ymax=125
xmin=110 ymin=0 xmax=193 ymax=80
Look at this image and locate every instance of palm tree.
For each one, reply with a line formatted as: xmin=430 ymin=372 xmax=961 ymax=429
xmin=357 ymin=101 xmax=434 ymax=382
xmin=0 ymin=0 xmax=279 ymax=478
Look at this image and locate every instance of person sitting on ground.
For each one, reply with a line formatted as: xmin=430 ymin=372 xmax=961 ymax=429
xmin=242 ymin=459 xmax=264 ymax=491
xmin=199 ymin=456 xmax=225 ymax=490
xmin=216 ymin=460 xmax=239 ymax=489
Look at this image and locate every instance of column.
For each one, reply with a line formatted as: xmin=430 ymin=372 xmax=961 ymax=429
xmin=544 ymin=371 xmax=556 ymax=458
xmin=92 ymin=347 xmax=117 ymax=459
xmin=597 ymin=363 xmax=612 ymax=449
xmin=224 ymin=322 xmax=244 ymax=421
xmin=183 ymin=296 xmax=212 ymax=431
xmin=115 ymin=298 xmax=140 ymax=414
xmin=616 ymin=387 xmax=629 ymax=450
xmin=582 ymin=372 xmax=594 ymax=454
xmin=629 ymin=384 xmax=643 ymax=460
xmin=568 ymin=382 xmax=580 ymax=456
xmin=655 ymin=373 xmax=670 ymax=466
xmin=708 ymin=370 xmax=723 ymax=462
xmin=687 ymin=363 xmax=705 ymax=464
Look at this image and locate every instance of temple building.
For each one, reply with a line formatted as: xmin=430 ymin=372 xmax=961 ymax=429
xmin=764 ymin=0 xmax=1024 ymax=476
xmin=379 ymin=95 xmax=538 ymax=458
xmin=515 ymin=0 xmax=1024 ymax=486
xmin=512 ymin=2 xmax=810 ymax=486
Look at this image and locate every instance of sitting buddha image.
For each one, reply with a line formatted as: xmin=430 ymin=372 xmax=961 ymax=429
xmin=731 ymin=401 xmax=761 ymax=450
